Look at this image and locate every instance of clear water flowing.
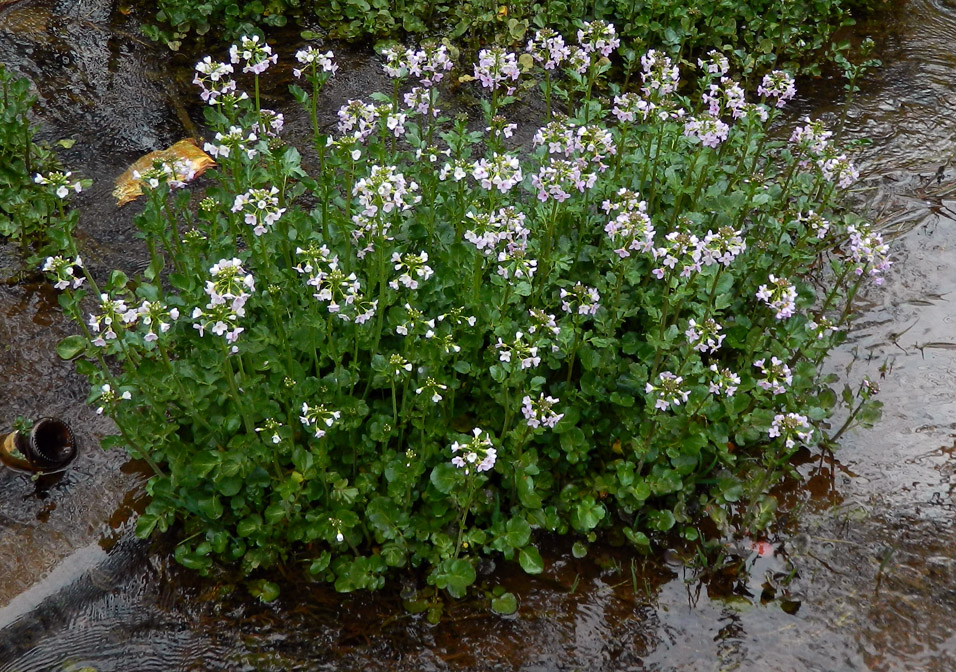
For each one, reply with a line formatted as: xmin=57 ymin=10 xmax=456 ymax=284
xmin=3 ymin=0 xmax=956 ymax=669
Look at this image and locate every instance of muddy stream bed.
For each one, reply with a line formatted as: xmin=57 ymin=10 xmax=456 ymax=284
xmin=2 ymin=0 xmax=956 ymax=669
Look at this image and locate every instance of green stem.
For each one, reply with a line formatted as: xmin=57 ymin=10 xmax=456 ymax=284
xmin=224 ymin=353 xmax=256 ymax=435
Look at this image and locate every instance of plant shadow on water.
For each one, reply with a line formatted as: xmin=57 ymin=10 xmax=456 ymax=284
xmin=4 ymin=0 xmax=956 ymax=671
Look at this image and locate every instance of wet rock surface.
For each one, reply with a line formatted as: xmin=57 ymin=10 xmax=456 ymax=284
xmin=3 ymin=0 xmax=956 ymax=669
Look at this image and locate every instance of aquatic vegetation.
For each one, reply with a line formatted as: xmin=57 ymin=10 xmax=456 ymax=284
xmin=51 ymin=31 xmax=885 ymax=598
xmin=143 ymin=0 xmax=868 ymax=80
xmin=0 ymin=65 xmax=86 ymax=265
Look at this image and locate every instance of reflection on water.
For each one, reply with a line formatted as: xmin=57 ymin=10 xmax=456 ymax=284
xmin=0 ymin=0 xmax=180 ymax=162
xmin=4 ymin=0 xmax=956 ymax=668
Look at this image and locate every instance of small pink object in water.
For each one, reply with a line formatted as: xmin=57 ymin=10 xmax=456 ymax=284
xmin=748 ymin=540 xmax=775 ymax=557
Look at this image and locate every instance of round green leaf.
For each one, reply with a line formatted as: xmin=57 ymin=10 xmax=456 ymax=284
xmin=248 ymin=579 xmax=280 ymax=603
xmin=491 ymin=591 xmax=518 ymax=615
xmin=434 ymin=558 xmax=476 ymax=598
xmin=505 ymin=517 xmax=531 ymax=548
xmin=430 ymin=463 xmax=458 ymax=495
xmin=518 ymin=546 xmax=544 ymax=574
xmin=56 ymin=335 xmax=87 ymax=360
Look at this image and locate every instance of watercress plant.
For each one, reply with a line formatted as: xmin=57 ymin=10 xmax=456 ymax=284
xmin=51 ymin=26 xmax=886 ymax=597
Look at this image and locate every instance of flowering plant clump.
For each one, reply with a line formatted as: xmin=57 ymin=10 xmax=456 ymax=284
xmin=51 ymin=32 xmax=885 ymax=600
xmin=0 ymin=64 xmax=88 ymax=263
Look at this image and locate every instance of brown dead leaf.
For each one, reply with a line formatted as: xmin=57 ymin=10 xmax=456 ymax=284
xmin=113 ymin=138 xmax=215 ymax=207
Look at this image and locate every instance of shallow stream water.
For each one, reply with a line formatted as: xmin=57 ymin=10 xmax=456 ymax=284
xmin=3 ymin=0 xmax=956 ymax=669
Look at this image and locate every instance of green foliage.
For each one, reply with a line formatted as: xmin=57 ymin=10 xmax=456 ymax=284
xmin=143 ymin=0 xmax=869 ymax=79
xmin=49 ymin=36 xmax=885 ymax=599
xmin=583 ymin=0 xmax=859 ymax=76
xmin=0 ymin=65 xmax=81 ymax=265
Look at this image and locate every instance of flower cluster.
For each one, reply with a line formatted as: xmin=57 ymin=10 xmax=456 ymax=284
xmin=646 ymin=371 xmax=690 ymax=411
xmin=230 ymin=35 xmax=278 ymax=75
xmin=337 ymin=99 xmax=380 ymax=143
xmin=496 ymin=243 xmax=538 ymax=281
xmin=415 ymin=377 xmax=448 ymax=403
xmin=818 ymin=150 xmax=859 ymax=189
xmin=787 ymin=117 xmax=858 ymax=188
xmin=389 ymin=251 xmax=434 ymax=290
xmin=756 ymin=274 xmax=798 ymax=319
xmin=612 ymin=93 xmax=654 ymax=123
xmin=472 ymin=153 xmax=523 ymax=193
xmin=684 ymin=115 xmax=730 ymax=148
xmin=353 ymin=164 xmax=420 ymax=220
xmin=133 ymin=159 xmax=197 ymax=190
xmin=193 ymin=57 xmax=235 ymax=103
xmin=295 ymin=244 xmax=366 ymax=318
xmin=653 ymin=229 xmax=702 ymax=279
xmin=410 ymin=44 xmax=454 ymax=86
xmin=487 ymin=115 xmax=517 ymax=142
xmin=256 ymin=418 xmax=284 ymax=445
xmin=462 ymin=208 xmax=518 ymax=253
xmin=531 ymin=157 xmax=596 ymax=202
xmin=205 ymin=258 xmax=254 ymax=313
xmin=797 ymin=210 xmax=831 ymax=240
xmin=387 ymin=353 xmax=413 ymax=379
xmin=450 ymin=428 xmax=497 ymax=474
xmin=533 ymin=120 xmax=616 ymax=169
xmin=231 ymin=186 xmax=286 ymax=236
xmin=88 ymin=293 xmax=136 ymax=347
xmin=192 ymin=258 xmax=254 ymax=348
xmin=526 ymin=28 xmax=569 ymax=70
xmin=299 ymin=402 xmax=341 ymax=439
xmin=806 ymin=315 xmax=838 ymax=341
xmin=789 ymin=117 xmax=832 ymax=157
xmin=42 ymin=255 xmax=85 ymax=290
xmin=698 ymin=50 xmax=730 ymax=77
xmin=560 ymin=283 xmax=601 ymax=316
xmin=847 ymin=224 xmax=892 ymax=285
xmin=577 ymin=20 xmax=620 ymax=57
xmin=377 ymin=103 xmax=408 ymax=138
xmin=95 ymin=383 xmax=131 ymax=415
xmin=701 ymin=78 xmax=747 ymax=118
xmin=34 ymin=171 xmax=83 ymax=199
xmin=757 ymin=70 xmax=796 ymax=108
xmin=685 ymin=318 xmax=725 ymax=353
xmin=521 ymin=394 xmax=564 ymax=429
xmin=564 ymin=47 xmax=589 ymax=75
xmin=253 ymin=109 xmax=284 ymax=138
xmin=528 ymin=308 xmax=561 ymax=340
xmin=641 ymin=49 xmax=680 ymax=98
xmin=700 ymin=226 xmax=746 ymax=266
xmin=768 ymin=412 xmax=813 ymax=449
xmin=382 ymin=44 xmax=453 ymax=86
xmin=293 ymin=47 xmax=337 ymax=79
xmin=136 ymin=300 xmax=180 ymax=343
xmin=754 ymin=357 xmax=792 ymax=395
xmin=603 ymin=191 xmax=655 ymax=258
xmin=473 ymin=47 xmax=520 ymax=94
xmin=203 ymin=126 xmax=258 ymax=160
xmin=708 ymin=365 xmax=741 ymax=397
xmin=404 ymin=86 xmax=440 ymax=117
xmin=495 ymin=331 xmax=541 ymax=370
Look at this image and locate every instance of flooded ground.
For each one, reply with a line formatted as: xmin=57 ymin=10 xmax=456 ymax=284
xmin=3 ymin=0 xmax=956 ymax=669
